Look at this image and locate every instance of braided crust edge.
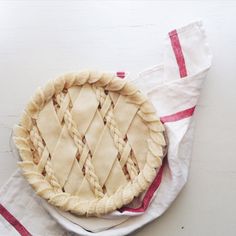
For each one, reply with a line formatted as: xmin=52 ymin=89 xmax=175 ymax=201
xmin=13 ymin=71 xmax=166 ymax=216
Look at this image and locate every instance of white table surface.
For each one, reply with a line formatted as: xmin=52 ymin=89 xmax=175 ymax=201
xmin=0 ymin=1 xmax=236 ymax=235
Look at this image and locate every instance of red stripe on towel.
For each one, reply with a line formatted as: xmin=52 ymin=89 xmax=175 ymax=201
xmin=120 ymin=159 xmax=165 ymax=213
xmin=160 ymin=106 xmax=195 ymax=123
xmin=0 ymin=204 xmax=32 ymax=236
xmin=116 ymin=71 xmax=125 ymax=79
xmin=169 ymin=29 xmax=187 ymax=78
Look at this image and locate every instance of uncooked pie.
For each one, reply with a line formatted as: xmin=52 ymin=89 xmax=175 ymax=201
xmin=13 ymin=71 xmax=166 ymax=216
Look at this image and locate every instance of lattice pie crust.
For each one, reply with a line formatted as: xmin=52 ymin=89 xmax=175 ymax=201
xmin=13 ymin=71 xmax=166 ymax=216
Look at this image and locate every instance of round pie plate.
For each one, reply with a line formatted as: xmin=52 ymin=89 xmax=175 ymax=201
xmin=13 ymin=71 xmax=166 ymax=216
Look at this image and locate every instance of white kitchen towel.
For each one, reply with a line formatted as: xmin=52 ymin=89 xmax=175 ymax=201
xmin=0 ymin=20 xmax=212 ymax=236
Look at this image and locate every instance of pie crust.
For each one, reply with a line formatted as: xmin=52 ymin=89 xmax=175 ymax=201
xmin=13 ymin=71 xmax=166 ymax=216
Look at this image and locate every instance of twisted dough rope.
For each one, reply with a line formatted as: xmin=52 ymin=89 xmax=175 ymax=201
xmin=62 ymin=102 xmax=104 ymax=198
xmin=30 ymin=126 xmax=61 ymax=191
xmin=13 ymin=71 xmax=166 ymax=216
xmin=94 ymin=86 xmax=138 ymax=180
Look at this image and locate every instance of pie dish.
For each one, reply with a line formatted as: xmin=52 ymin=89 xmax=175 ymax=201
xmin=13 ymin=71 xmax=166 ymax=216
